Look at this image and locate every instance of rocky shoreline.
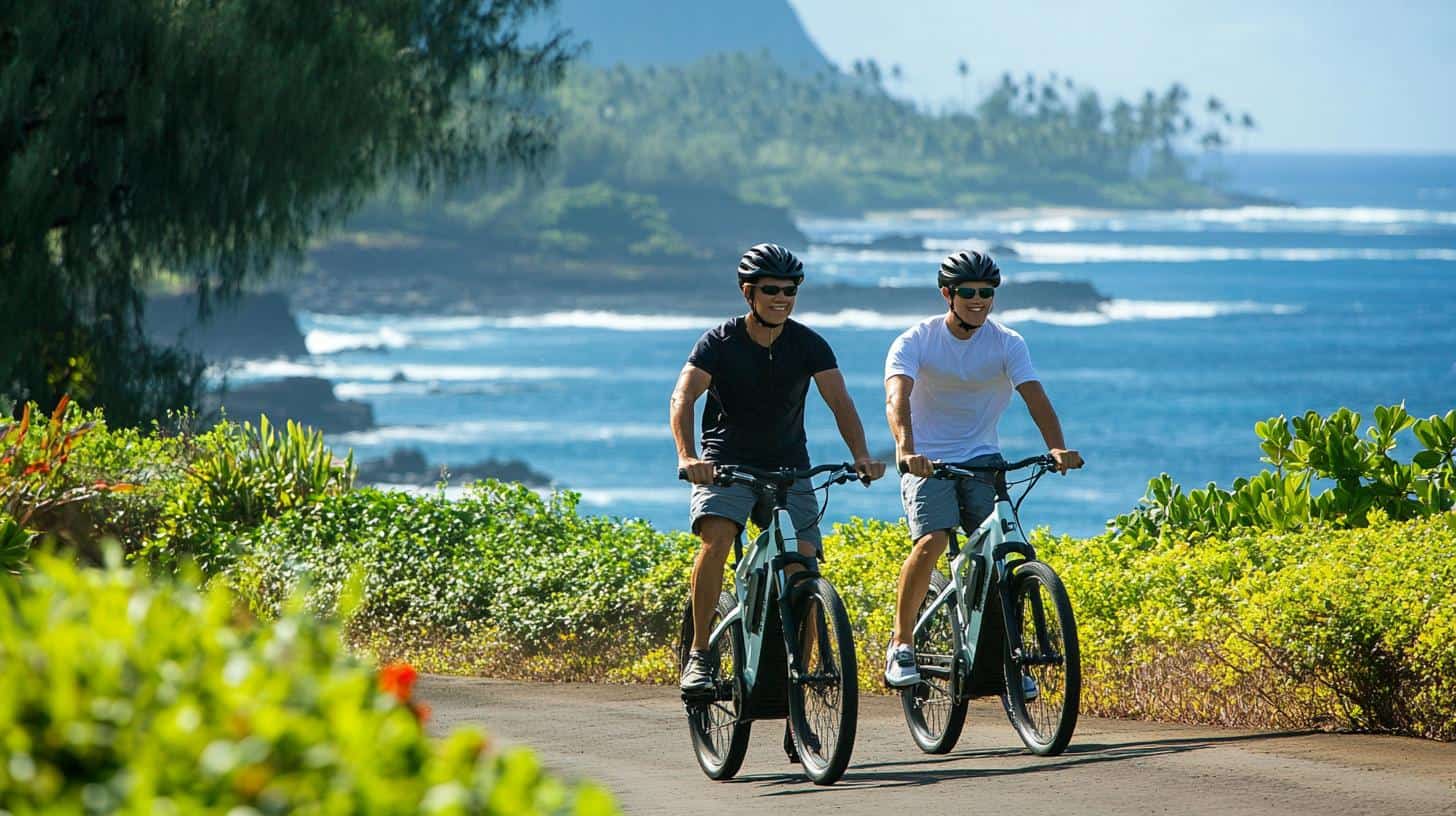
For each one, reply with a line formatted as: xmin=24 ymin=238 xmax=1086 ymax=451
xmin=354 ymin=447 xmax=553 ymax=489
xmin=148 ymin=237 xmax=1112 ymax=492
xmin=288 ymin=265 xmax=1107 ymax=317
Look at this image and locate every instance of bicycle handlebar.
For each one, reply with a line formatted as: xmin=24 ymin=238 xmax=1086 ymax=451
xmin=914 ymin=453 xmax=1058 ymax=479
xmin=677 ymin=462 xmax=869 ymax=488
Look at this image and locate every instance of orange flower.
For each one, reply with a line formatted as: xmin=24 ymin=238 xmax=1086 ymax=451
xmin=378 ymin=662 xmax=419 ymax=702
xmin=410 ymin=701 xmax=432 ymax=724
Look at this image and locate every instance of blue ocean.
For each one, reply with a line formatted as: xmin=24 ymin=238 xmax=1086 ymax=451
xmin=233 ymin=154 xmax=1456 ymax=538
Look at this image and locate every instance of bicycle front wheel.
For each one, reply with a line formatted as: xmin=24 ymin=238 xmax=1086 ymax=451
xmin=679 ymin=592 xmax=751 ymax=779
xmin=900 ymin=569 xmax=969 ymax=754
xmin=786 ymin=577 xmax=858 ymax=785
xmin=1000 ymin=560 xmax=1080 ymax=756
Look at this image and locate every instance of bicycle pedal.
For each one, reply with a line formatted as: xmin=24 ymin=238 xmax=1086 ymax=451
xmin=680 ymin=688 xmax=716 ymax=705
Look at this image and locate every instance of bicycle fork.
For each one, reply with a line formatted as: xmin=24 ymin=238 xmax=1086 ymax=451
xmin=775 ymin=552 xmax=821 ymax=685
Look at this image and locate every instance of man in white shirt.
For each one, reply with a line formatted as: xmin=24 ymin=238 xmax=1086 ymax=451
xmin=882 ymin=249 xmax=1083 ymax=688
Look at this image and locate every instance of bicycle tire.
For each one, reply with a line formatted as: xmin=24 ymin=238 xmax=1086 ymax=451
xmin=900 ymin=569 xmax=969 ymax=754
xmin=1000 ymin=560 xmax=1081 ymax=756
xmin=785 ymin=577 xmax=859 ymax=785
xmin=679 ymin=592 xmax=752 ymax=779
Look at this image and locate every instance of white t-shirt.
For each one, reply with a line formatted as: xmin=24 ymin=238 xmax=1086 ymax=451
xmin=884 ymin=316 xmax=1040 ymax=461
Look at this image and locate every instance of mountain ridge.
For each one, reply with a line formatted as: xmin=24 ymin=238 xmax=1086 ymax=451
xmin=534 ymin=0 xmax=833 ymax=75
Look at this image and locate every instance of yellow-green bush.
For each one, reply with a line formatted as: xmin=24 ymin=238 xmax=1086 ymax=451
xmin=1039 ymin=511 xmax=1456 ymax=740
xmin=0 ymin=552 xmax=619 ymax=814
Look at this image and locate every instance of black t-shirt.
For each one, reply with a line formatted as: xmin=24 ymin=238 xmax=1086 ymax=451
xmin=687 ymin=316 xmax=838 ymax=468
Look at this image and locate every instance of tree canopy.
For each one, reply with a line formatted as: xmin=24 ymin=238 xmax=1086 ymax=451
xmin=361 ymin=54 xmax=1257 ymax=270
xmin=0 ymin=0 xmax=571 ymax=424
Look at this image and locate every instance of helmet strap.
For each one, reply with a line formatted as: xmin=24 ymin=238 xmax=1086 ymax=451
xmin=948 ymin=294 xmax=979 ymax=333
xmin=746 ymin=290 xmax=785 ymax=330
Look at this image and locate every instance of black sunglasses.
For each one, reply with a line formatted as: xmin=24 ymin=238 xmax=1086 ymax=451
xmin=952 ymin=286 xmax=996 ymax=299
xmin=754 ymin=284 xmax=799 ymax=296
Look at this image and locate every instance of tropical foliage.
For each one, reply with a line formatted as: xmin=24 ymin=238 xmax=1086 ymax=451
xmin=358 ymin=54 xmax=1260 ymax=276
xmin=141 ymin=416 xmax=356 ymax=573
xmin=0 ymin=0 xmax=571 ymax=425
xmin=0 ymin=552 xmax=618 ymax=814
xmin=0 ymin=397 xmax=135 ymax=570
xmin=10 ymin=400 xmax=1453 ymax=741
xmin=552 ymin=56 xmax=1255 ymax=211
xmin=1113 ymin=404 xmax=1456 ymax=539
xmin=1042 ymin=512 xmax=1456 ymax=740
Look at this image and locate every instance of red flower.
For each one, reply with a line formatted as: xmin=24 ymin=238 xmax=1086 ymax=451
xmin=409 ymin=701 xmax=432 ymax=724
xmin=378 ymin=662 xmax=419 ymax=702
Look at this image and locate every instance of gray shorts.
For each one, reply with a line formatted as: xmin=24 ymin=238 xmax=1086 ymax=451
xmin=689 ymin=478 xmax=823 ymax=553
xmin=900 ymin=453 xmax=1006 ymax=541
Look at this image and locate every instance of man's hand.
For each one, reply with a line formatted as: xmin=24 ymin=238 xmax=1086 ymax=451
xmin=1049 ymin=448 xmax=1084 ymax=475
xmin=853 ymin=456 xmax=886 ymax=484
xmin=679 ymin=457 xmax=716 ymax=485
xmin=897 ymin=453 xmax=933 ymax=478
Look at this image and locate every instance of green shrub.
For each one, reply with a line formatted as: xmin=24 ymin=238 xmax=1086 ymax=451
xmin=1114 ymin=405 xmax=1456 ymax=539
xmin=0 ymin=552 xmax=619 ymax=814
xmin=1042 ymin=512 xmax=1456 ymax=739
xmin=0 ymin=398 xmax=140 ymax=566
xmin=0 ymin=513 xmax=34 ymax=574
xmin=142 ymin=415 xmax=355 ymax=574
xmin=232 ymin=482 xmax=696 ymax=678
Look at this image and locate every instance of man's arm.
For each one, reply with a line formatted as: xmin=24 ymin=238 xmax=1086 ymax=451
xmin=813 ymin=368 xmax=885 ymax=482
xmin=886 ymin=374 xmax=932 ymax=477
xmin=1015 ymin=380 xmax=1084 ymax=474
xmin=670 ymin=364 xmax=715 ymax=484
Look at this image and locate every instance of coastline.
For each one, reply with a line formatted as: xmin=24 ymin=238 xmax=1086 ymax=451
xmin=287 ymin=266 xmax=1107 ymax=318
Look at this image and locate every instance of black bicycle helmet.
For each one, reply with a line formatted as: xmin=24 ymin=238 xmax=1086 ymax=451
xmin=738 ymin=243 xmax=804 ymax=284
xmin=937 ymin=249 xmax=1001 ymax=289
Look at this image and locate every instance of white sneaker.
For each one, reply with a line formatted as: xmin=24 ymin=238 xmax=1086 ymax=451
xmin=883 ymin=642 xmax=921 ymax=687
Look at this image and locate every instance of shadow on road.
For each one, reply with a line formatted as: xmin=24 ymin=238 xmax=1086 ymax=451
xmin=737 ymin=729 xmax=1321 ymax=796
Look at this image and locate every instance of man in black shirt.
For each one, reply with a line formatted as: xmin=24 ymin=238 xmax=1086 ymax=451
xmin=671 ymin=243 xmax=885 ymax=694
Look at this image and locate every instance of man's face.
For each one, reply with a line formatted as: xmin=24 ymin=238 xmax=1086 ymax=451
xmin=744 ymin=276 xmax=800 ymax=321
xmin=942 ymin=280 xmax=995 ymax=328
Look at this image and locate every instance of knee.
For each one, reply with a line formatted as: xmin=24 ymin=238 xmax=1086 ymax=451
xmin=696 ymin=517 xmax=738 ymax=559
xmin=909 ymin=531 xmax=949 ymax=563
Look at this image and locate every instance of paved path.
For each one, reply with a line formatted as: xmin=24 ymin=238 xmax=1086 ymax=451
xmin=422 ymin=677 xmax=1456 ymax=815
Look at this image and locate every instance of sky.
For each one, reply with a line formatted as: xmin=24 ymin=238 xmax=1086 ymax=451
xmin=786 ymin=0 xmax=1456 ymax=154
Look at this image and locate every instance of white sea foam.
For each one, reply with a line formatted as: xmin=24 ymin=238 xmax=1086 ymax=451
xmin=997 ymin=300 xmax=1299 ymax=327
xmin=802 ymin=205 xmax=1456 ymax=238
xmin=572 ymin=487 xmax=686 ymax=506
xmin=794 ymin=310 xmax=929 ymax=330
xmin=304 ymin=327 xmax=411 ymax=355
xmin=331 ymin=381 xmax=527 ymax=399
xmin=1180 ymin=205 xmax=1456 ymax=227
xmin=230 ymin=359 xmax=603 ymax=383
xmin=480 ymin=311 xmax=716 ymax=331
xmin=334 ymin=419 xmax=669 ymax=446
xmin=302 ymin=313 xmax=490 ymax=333
xmin=918 ymin=240 xmax=1456 ymax=264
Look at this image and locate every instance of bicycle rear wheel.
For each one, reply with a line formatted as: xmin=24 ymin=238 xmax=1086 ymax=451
xmin=679 ymin=592 xmax=751 ymax=779
xmin=1000 ymin=560 xmax=1080 ymax=756
xmin=900 ymin=569 xmax=969 ymax=754
xmin=786 ymin=577 xmax=858 ymax=785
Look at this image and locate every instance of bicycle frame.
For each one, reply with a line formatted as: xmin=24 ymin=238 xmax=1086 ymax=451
xmin=708 ymin=497 xmax=817 ymax=698
xmin=910 ymin=473 xmax=1039 ymax=700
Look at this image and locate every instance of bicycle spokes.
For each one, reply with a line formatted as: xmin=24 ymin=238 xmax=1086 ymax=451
xmin=795 ymin=596 xmax=839 ymax=760
xmin=900 ymin=570 xmax=968 ymax=753
xmin=1003 ymin=562 xmax=1080 ymax=756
